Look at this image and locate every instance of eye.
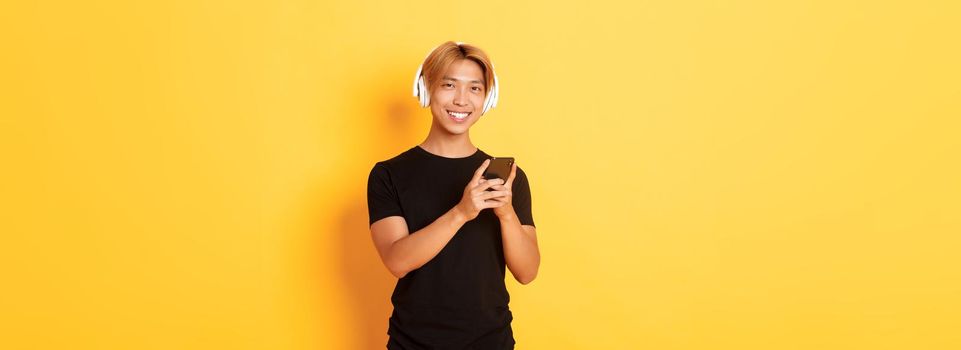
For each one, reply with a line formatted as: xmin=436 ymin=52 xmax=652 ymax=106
xmin=443 ymin=83 xmax=454 ymax=88
xmin=472 ymin=86 xmax=482 ymax=92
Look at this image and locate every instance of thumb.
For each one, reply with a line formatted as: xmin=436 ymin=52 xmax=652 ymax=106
xmin=471 ymin=159 xmax=491 ymax=185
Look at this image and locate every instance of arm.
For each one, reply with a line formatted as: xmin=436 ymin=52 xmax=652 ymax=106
xmin=498 ymin=210 xmax=540 ymax=284
xmin=370 ymin=209 xmax=467 ymax=279
xmin=370 ymin=159 xmax=507 ymax=279
xmin=491 ymin=163 xmax=540 ymax=285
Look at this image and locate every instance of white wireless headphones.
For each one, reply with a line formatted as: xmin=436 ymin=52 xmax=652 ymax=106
xmin=412 ymin=41 xmax=500 ymax=115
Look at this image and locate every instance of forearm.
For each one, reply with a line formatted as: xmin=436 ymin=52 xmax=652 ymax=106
xmin=499 ymin=210 xmax=540 ymax=284
xmin=385 ymin=207 xmax=468 ymax=278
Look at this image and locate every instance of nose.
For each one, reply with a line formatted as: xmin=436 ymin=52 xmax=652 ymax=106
xmin=453 ymin=87 xmax=468 ymax=106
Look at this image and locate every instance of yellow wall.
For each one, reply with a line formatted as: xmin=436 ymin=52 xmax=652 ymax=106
xmin=2 ymin=1 xmax=959 ymax=349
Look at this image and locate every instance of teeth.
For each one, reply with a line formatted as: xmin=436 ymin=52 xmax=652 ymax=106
xmin=447 ymin=110 xmax=470 ymax=119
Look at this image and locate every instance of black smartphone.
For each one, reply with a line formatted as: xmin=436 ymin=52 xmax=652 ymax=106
xmin=482 ymin=157 xmax=514 ymax=189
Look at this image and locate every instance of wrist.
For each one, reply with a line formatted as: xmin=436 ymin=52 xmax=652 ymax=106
xmin=449 ymin=205 xmax=468 ymax=225
xmin=496 ymin=206 xmax=518 ymax=222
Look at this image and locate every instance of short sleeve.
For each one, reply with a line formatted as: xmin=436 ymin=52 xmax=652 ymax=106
xmin=512 ymin=167 xmax=536 ymax=227
xmin=367 ymin=163 xmax=404 ymax=226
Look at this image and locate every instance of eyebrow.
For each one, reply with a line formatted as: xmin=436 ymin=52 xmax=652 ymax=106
xmin=442 ymin=76 xmax=484 ymax=85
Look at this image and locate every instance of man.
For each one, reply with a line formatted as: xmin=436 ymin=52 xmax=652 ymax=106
xmin=367 ymin=41 xmax=540 ymax=349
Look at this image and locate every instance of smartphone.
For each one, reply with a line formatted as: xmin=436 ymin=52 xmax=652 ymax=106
xmin=482 ymin=157 xmax=514 ymax=189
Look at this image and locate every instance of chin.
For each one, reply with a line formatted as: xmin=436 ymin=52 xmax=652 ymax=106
xmin=442 ymin=124 xmax=470 ymax=135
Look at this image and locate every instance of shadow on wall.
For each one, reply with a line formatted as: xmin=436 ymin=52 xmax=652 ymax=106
xmin=326 ymin=58 xmax=424 ymax=349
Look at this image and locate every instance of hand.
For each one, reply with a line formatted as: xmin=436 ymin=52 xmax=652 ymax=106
xmin=454 ymin=159 xmax=510 ymax=221
xmin=490 ymin=163 xmax=517 ymax=219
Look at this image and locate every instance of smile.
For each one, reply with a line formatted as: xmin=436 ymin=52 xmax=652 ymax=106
xmin=446 ymin=110 xmax=471 ymax=120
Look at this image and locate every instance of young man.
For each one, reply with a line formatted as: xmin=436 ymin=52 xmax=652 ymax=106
xmin=367 ymin=41 xmax=540 ymax=349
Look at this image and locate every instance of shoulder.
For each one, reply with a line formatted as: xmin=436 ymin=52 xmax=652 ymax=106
xmin=370 ymin=147 xmax=420 ymax=173
xmin=515 ymin=164 xmax=530 ymax=182
xmin=516 ymin=165 xmax=529 ymax=177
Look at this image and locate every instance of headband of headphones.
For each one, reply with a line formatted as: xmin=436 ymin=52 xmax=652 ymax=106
xmin=412 ymin=41 xmax=500 ymax=115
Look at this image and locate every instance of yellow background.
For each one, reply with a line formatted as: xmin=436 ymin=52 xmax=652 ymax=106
xmin=2 ymin=0 xmax=959 ymax=349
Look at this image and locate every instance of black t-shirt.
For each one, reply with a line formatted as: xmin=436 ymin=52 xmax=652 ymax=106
xmin=367 ymin=145 xmax=535 ymax=349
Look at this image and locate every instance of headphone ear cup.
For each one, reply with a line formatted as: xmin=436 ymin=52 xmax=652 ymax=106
xmin=413 ymin=64 xmax=431 ymax=108
xmin=482 ymin=74 xmax=498 ymax=115
xmin=482 ymin=93 xmax=492 ymax=115
xmin=419 ymin=76 xmax=430 ymax=107
xmin=412 ymin=64 xmax=423 ymax=100
xmin=491 ymin=74 xmax=499 ymax=109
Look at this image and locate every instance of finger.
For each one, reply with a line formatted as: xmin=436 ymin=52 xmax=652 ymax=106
xmin=490 ymin=184 xmax=508 ymax=191
xmin=493 ymin=191 xmax=512 ymax=201
xmin=482 ymin=199 xmax=506 ymax=208
xmin=473 ymin=178 xmax=505 ymax=192
xmin=481 ymin=190 xmax=510 ymax=200
xmin=471 ymin=159 xmax=491 ymax=185
xmin=505 ymin=163 xmax=517 ymax=188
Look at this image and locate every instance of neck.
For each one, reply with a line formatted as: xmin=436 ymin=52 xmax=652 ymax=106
xmin=419 ymin=124 xmax=476 ymax=158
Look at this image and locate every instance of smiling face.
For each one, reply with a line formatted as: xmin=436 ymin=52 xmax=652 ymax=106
xmin=428 ymin=58 xmax=487 ymax=135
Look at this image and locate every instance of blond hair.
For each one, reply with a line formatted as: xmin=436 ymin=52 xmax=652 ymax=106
xmin=420 ymin=41 xmax=495 ymax=98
